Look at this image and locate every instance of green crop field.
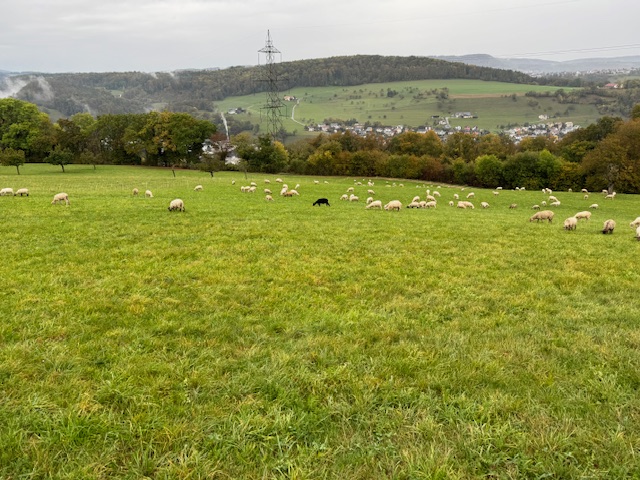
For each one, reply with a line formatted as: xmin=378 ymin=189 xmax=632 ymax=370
xmin=2 ymin=164 xmax=640 ymax=478
xmin=216 ymin=79 xmax=600 ymax=138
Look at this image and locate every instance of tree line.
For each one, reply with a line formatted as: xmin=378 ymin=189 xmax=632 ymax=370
xmin=2 ymin=98 xmax=640 ymax=194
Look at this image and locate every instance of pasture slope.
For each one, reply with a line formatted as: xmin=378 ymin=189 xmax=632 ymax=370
xmin=1 ymin=164 xmax=640 ymax=478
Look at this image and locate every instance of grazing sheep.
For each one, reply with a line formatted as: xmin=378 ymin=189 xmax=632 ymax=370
xmin=453 ymin=193 xmax=459 ymax=200
xmin=384 ymin=200 xmax=403 ymax=211
xmin=529 ymin=210 xmax=554 ymax=223
xmin=347 ymin=187 xmax=355 ymax=193
xmin=280 ymin=187 xmax=288 ymax=196
xmin=367 ymin=189 xmax=375 ymax=195
xmin=466 ymin=192 xmax=475 ymax=199
xmin=248 ymin=186 xmax=257 ymax=193
xmin=145 ymin=190 xmax=153 ymax=198
xmin=574 ymin=211 xmax=591 ymax=221
xmin=457 ymin=201 xmax=474 ymax=209
xmin=412 ymin=195 xmax=421 ymax=203
xmin=313 ymin=198 xmax=330 ymax=206
xmin=366 ymin=196 xmax=374 ymax=204
xmin=492 ymin=191 xmax=500 ymax=196
xmin=0 ymin=188 xmax=14 ymax=196
xmin=581 ymin=188 xmax=588 ymax=193
xmin=589 ymin=204 xmax=599 ymax=209
xmin=340 ymin=194 xmax=349 ymax=201
xmin=448 ymin=200 xmax=454 ymax=207
xmin=168 ymin=198 xmax=185 ymax=212
xmin=425 ymin=201 xmax=437 ymax=209
xmin=250 ymin=182 xmax=257 ymax=187
xmin=629 ymin=217 xmax=640 ymax=229
xmin=275 ymin=178 xmax=283 ymax=183
xmin=314 ymin=180 xmax=319 ymax=184
xmin=265 ymin=194 xmax=274 ymax=201
xmin=194 ymin=185 xmax=203 ymax=191
xmin=264 ymin=179 xmax=271 ymax=184
xmin=51 ymin=192 xmax=70 ymax=205
xmin=349 ymin=194 xmax=359 ymax=202
xmin=532 ymin=205 xmax=540 ymax=210
xmin=132 ymin=188 xmax=139 ymax=196
xmin=231 ymin=180 xmax=236 ymax=185
xmin=264 ymin=188 xmax=272 ymax=194
xmin=283 ymin=190 xmax=299 ymax=197
xmin=541 ymin=201 xmax=547 ymax=206
xmin=509 ymin=203 xmax=517 ymax=209
xmin=605 ymin=193 xmax=615 ymax=200
xmin=550 ymin=201 xmax=561 ymax=207
xmin=426 ymin=194 xmax=436 ymax=202
xmin=496 ymin=187 xmax=503 ymax=190
xmin=366 ymin=200 xmax=383 ymax=209
xmin=548 ymin=195 xmax=558 ymax=202
xmin=584 ymin=194 xmax=589 ymax=200
xmin=602 ymin=219 xmax=616 ymax=234
xmin=481 ymin=202 xmax=490 ymax=209
xmin=433 ymin=191 xmax=440 ymax=197
xmin=563 ymin=217 xmax=578 ymax=231
xmin=14 ymin=188 xmax=29 ymax=196
xmin=406 ymin=201 xmax=421 ymax=208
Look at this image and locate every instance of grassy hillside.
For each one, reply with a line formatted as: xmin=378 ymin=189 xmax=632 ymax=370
xmin=216 ymin=79 xmax=601 ymax=136
xmin=2 ymin=164 xmax=640 ymax=478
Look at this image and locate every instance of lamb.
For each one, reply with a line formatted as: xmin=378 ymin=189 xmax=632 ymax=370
xmin=529 ymin=210 xmax=554 ymax=223
xmin=340 ymin=194 xmax=349 ymax=201
xmin=366 ymin=196 xmax=374 ymax=204
xmin=629 ymin=217 xmax=640 ymax=229
xmin=366 ymin=200 xmax=383 ymax=209
xmin=581 ymin=189 xmax=588 ymax=193
xmin=283 ymin=190 xmax=299 ymax=197
xmin=532 ymin=205 xmax=540 ymax=210
xmin=264 ymin=188 xmax=272 ymax=194
xmin=194 ymin=185 xmax=203 ymax=191
xmin=492 ymin=191 xmax=500 ymax=196
xmin=367 ymin=189 xmax=375 ymax=195
xmin=481 ymin=202 xmax=490 ymax=209
xmin=248 ymin=186 xmax=257 ymax=193
xmin=406 ymin=201 xmax=421 ymax=208
xmin=589 ymin=204 xmax=599 ymax=209
xmin=466 ymin=192 xmax=475 ymax=199
xmin=563 ymin=216 xmax=578 ymax=231
xmin=51 ymin=192 xmax=70 ymax=205
xmin=550 ymin=201 xmax=561 ymax=207
xmin=280 ymin=186 xmax=288 ymax=195
xmin=0 ymin=188 xmax=14 ymax=196
xmin=602 ymin=219 xmax=616 ymax=234
xmin=347 ymin=187 xmax=355 ymax=193
xmin=548 ymin=195 xmax=558 ymax=202
xmin=275 ymin=178 xmax=283 ymax=183
xmin=313 ymin=198 xmax=330 ymax=206
xmin=145 ymin=190 xmax=153 ymax=198
xmin=168 ymin=198 xmax=185 ymax=211
xmin=132 ymin=188 xmax=139 ymax=196
xmin=14 ymin=188 xmax=29 ymax=196
xmin=250 ymin=182 xmax=257 ymax=187
xmin=605 ymin=194 xmax=615 ymax=200
xmin=448 ymin=200 xmax=454 ymax=207
xmin=432 ymin=191 xmax=440 ymax=197
xmin=425 ymin=201 xmax=437 ymax=209
xmin=426 ymin=195 xmax=436 ymax=202
xmin=574 ymin=211 xmax=591 ymax=221
xmin=584 ymin=194 xmax=589 ymax=200
xmin=264 ymin=179 xmax=271 ymax=184
xmin=384 ymin=200 xmax=402 ymax=211
xmin=265 ymin=194 xmax=274 ymax=201
xmin=509 ymin=203 xmax=517 ymax=209
xmin=412 ymin=196 xmax=421 ymax=203
xmin=463 ymin=201 xmax=475 ymax=209
xmin=457 ymin=201 xmax=474 ymax=209
xmin=349 ymin=194 xmax=359 ymax=202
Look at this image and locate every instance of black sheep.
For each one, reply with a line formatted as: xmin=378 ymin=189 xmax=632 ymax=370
xmin=313 ymin=198 xmax=330 ymax=206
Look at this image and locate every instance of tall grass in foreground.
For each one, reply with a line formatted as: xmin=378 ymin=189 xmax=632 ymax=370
xmin=1 ymin=164 xmax=640 ymax=478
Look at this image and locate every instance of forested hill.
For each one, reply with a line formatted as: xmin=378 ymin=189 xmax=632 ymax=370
xmin=7 ymin=55 xmax=553 ymax=117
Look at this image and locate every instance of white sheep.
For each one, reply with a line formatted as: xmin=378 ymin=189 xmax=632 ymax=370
xmin=550 ymin=201 xmax=561 ymax=207
xmin=548 ymin=195 xmax=558 ymax=202
xmin=275 ymin=178 xmax=283 ymax=183
xmin=0 ymin=188 xmax=14 ymax=196
xmin=466 ymin=192 xmax=475 ymax=199
xmin=51 ymin=192 xmax=70 ymax=205
xmin=248 ymin=186 xmax=257 ymax=193
xmin=384 ymin=200 xmax=402 ymax=211
xmin=629 ymin=217 xmax=640 ymax=229
xmin=264 ymin=188 xmax=272 ymax=194
xmin=605 ymin=193 xmax=615 ymax=200
xmin=366 ymin=200 xmax=383 ymax=209
xmin=529 ymin=210 xmax=554 ymax=223
xmin=366 ymin=196 xmax=374 ymax=204
xmin=581 ymin=189 xmax=588 ymax=193
xmin=589 ymin=204 xmax=599 ymax=209
xmin=574 ymin=211 xmax=591 ymax=221
xmin=532 ymin=205 xmax=540 ymax=210
xmin=481 ymin=202 xmax=490 ymax=209
xmin=457 ymin=201 xmax=474 ymax=209
xmin=280 ymin=186 xmax=288 ymax=196
xmin=340 ymin=194 xmax=349 ymax=201
xmin=448 ymin=200 xmax=454 ymax=207
xmin=264 ymin=179 xmax=271 ymax=184
xmin=265 ymin=194 xmax=273 ymax=202
xmin=250 ymin=182 xmax=257 ymax=187
xmin=453 ymin=193 xmax=459 ymax=200
xmin=132 ymin=188 xmax=139 ymax=196
xmin=14 ymin=188 xmax=29 ymax=196
xmin=412 ymin=195 xmax=421 ymax=203
xmin=406 ymin=201 xmax=421 ymax=208
xmin=426 ymin=194 xmax=436 ymax=202
xmin=367 ymin=189 xmax=375 ymax=195
xmin=563 ymin=217 xmax=578 ymax=231
xmin=584 ymin=194 xmax=589 ymax=200
xmin=541 ymin=201 xmax=547 ymax=206
xmin=492 ymin=191 xmax=500 ymax=196
xmin=145 ymin=190 xmax=153 ymax=198
xmin=168 ymin=198 xmax=185 ymax=211
xmin=425 ymin=201 xmax=437 ymax=209
xmin=602 ymin=219 xmax=616 ymax=234
xmin=432 ymin=191 xmax=440 ymax=197
xmin=349 ymin=194 xmax=359 ymax=202
xmin=347 ymin=187 xmax=355 ymax=193
xmin=194 ymin=185 xmax=203 ymax=191
xmin=509 ymin=203 xmax=517 ymax=209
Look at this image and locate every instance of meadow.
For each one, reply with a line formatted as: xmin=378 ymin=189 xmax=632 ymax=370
xmin=215 ymin=79 xmax=601 ymax=137
xmin=1 ymin=164 xmax=640 ymax=478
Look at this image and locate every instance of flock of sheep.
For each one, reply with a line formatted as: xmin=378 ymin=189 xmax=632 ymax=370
xmin=4 ymin=177 xmax=640 ymax=240
xmin=235 ymin=178 xmax=640 ymax=241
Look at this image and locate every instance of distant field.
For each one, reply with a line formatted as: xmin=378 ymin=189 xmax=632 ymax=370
xmin=216 ymin=79 xmax=601 ymax=137
xmin=2 ymin=164 xmax=640 ymax=478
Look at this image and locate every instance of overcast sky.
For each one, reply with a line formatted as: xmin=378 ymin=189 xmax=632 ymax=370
xmin=1 ymin=0 xmax=639 ymax=73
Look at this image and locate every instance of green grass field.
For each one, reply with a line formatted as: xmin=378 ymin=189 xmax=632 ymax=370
xmin=216 ymin=79 xmax=600 ymax=137
xmin=2 ymin=164 xmax=640 ymax=478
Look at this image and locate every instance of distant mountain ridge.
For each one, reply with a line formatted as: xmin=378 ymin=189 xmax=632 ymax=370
xmin=429 ymin=54 xmax=640 ymax=73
